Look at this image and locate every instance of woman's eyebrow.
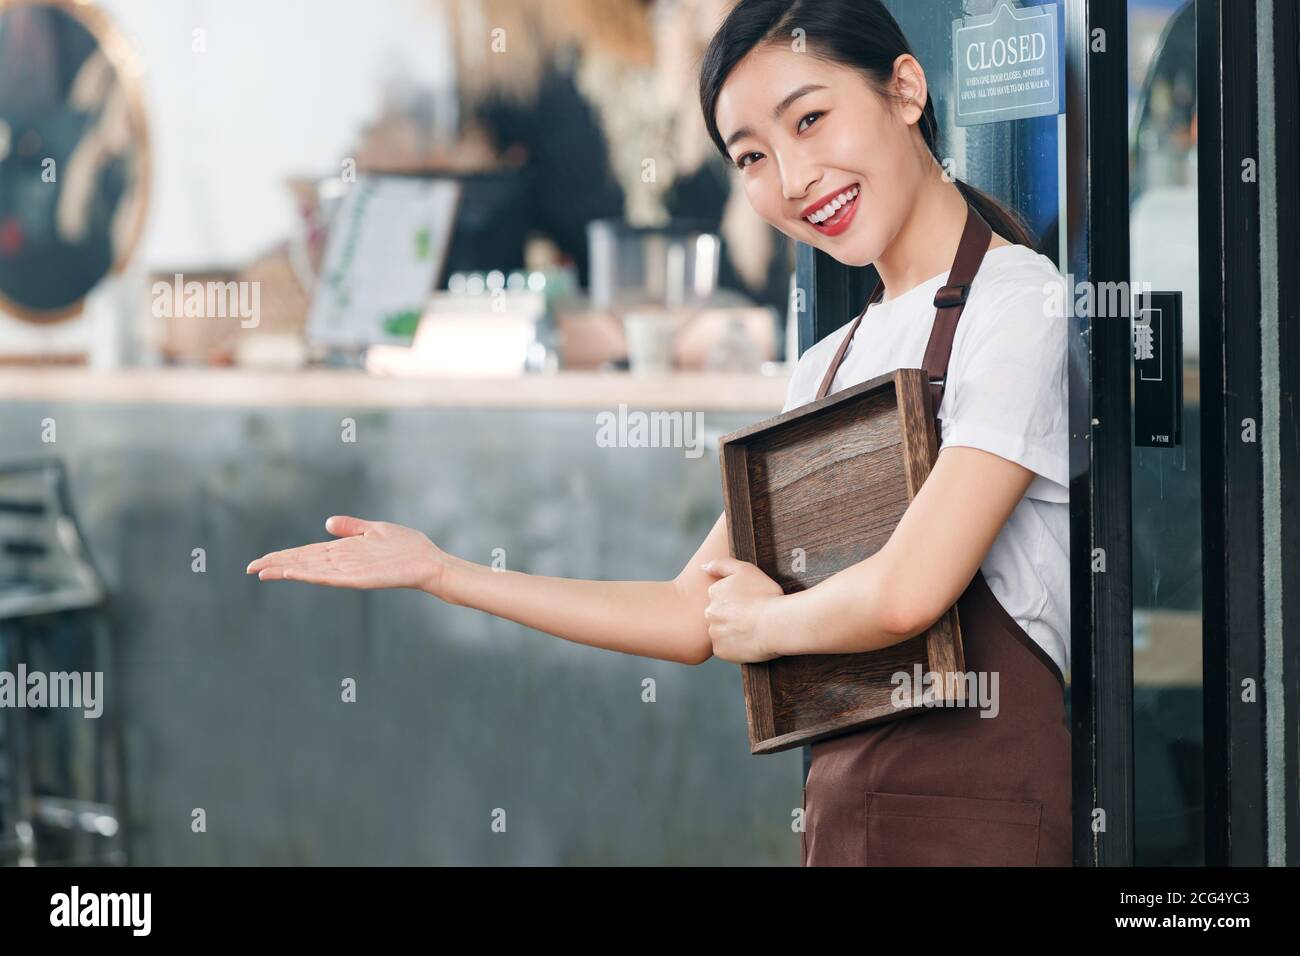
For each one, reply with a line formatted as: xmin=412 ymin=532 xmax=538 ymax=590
xmin=723 ymin=83 xmax=829 ymax=149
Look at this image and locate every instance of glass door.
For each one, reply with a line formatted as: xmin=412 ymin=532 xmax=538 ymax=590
xmin=1126 ymin=0 xmax=1204 ymax=867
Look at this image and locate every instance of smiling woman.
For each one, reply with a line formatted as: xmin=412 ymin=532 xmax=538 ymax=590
xmin=694 ymin=0 xmax=1072 ymax=868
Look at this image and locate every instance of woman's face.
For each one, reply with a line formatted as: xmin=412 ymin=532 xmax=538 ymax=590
xmin=713 ymin=43 xmax=929 ymax=267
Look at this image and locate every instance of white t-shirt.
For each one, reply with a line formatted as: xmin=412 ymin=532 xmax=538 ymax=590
xmin=780 ymin=243 xmax=1071 ymax=679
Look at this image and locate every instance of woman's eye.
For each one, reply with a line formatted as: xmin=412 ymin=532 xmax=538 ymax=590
xmin=735 ymin=151 xmax=762 ymax=170
xmin=797 ymin=111 xmax=823 ymax=133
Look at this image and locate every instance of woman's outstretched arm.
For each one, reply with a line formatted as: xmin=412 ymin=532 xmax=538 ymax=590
xmin=246 ymin=510 xmax=735 ymax=666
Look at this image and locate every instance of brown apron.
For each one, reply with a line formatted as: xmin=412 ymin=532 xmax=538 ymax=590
xmin=800 ymin=203 xmax=1072 ymax=867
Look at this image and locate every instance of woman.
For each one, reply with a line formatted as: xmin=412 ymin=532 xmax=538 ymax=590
xmin=247 ymin=0 xmax=1072 ymax=866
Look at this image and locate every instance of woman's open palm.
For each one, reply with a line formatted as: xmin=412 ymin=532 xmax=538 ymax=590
xmin=246 ymin=515 xmax=447 ymax=594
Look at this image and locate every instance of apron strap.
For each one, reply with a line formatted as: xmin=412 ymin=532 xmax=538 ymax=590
xmin=922 ymin=203 xmax=993 ymax=418
xmin=812 ymin=203 xmax=995 ymax=441
xmin=813 ymin=279 xmax=883 ymax=400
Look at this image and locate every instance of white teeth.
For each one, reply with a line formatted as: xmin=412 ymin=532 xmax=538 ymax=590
xmin=807 ymin=184 xmax=859 ymax=224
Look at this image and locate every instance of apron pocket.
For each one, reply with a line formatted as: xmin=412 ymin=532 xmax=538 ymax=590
xmin=863 ymin=790 xmax=1043 ymax=866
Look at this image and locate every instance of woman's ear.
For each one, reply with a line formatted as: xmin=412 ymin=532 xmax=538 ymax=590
xmin=891 ymin=53 xmax=928 ymax=127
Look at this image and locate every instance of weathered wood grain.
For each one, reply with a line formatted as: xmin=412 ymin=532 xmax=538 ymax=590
xmin=719 ymin=367 xmax=967 ymax=755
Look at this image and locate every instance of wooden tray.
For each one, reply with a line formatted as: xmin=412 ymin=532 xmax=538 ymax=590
xmin=718 ymin=367 xmax=966 ymax=755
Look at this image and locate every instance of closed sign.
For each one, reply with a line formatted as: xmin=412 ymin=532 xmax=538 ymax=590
xmin=953 ymin=2 xmax=1061 ymax=127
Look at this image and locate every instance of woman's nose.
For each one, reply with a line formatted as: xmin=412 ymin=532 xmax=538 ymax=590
xmin=779 ymin=161 xmax=820 ymax=203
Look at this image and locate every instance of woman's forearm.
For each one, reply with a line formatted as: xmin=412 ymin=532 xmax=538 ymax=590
xmin=756 ymin=447 xmax=1030 ymax=659
xmin=758 ymin=552 xmax=914 ymax=657
xmin=438 ymin=555 xmax=710 ymax=665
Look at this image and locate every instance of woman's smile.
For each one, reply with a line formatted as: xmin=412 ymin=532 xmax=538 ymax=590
xmin=801 ymin=182 xmax=861 ymax=237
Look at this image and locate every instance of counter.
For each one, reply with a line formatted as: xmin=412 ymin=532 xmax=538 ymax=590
xmin=0 ymin=367 xmax=792 ymax=410
xmin=0 ymin=366 xmax=795 ymax=865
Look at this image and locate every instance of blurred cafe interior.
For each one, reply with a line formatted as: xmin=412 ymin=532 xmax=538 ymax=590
xmin=0 ymin=0 xmax=801 ymax=867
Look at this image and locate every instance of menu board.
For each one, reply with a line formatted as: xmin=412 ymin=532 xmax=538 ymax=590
xmin=307 ymin=175 xmax=462 ymax=347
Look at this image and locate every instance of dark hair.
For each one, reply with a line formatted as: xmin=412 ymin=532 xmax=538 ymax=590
xmin=698 ymin=0 xmax=1035 ymax=248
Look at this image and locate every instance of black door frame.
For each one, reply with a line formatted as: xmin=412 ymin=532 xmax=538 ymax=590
xmin=1199 ymin=0 xmax=1300 ymax=867
xmin=1064 ymin=0 xmax=1134 ymax=868
xmin=1269 ymin=0 xmax=1300 ymax=870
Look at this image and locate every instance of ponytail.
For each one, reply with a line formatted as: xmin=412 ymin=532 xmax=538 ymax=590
xmin=954 ymin=179 xmax=1036 ymax=249
xmin=909 ymin=86 xmax=1036 ymax=248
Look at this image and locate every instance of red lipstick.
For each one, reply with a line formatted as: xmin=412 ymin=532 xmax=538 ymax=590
xmin=800 ymin=183 xmax=860 ymax=238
